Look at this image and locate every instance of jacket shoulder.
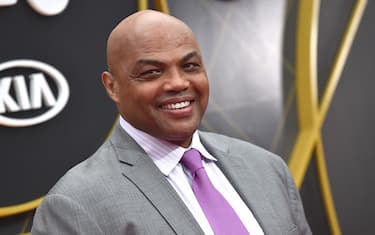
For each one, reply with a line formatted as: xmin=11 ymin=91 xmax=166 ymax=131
xmin=47 ymin=140 xmax=120 ymax=198
xmin=199 ymin=131 xmax=284 ymax=162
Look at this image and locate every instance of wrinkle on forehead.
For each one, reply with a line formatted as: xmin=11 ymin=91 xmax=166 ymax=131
xmin=106 ymin=10 xmax=197 ymax=73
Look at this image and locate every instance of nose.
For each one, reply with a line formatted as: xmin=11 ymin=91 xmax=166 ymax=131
xmin=163 ymin=68 xmax=190 ymax=92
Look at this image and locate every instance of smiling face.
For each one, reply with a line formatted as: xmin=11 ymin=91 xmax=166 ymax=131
xmin=102 ymin=11 xmax=209 ymax=147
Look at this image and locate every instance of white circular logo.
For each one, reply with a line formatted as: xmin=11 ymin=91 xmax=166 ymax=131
xmin=0 ymin=0 xmax=70 ymax=16
xmin=26 ymin=0 xmax=70 ymax=16
xmin=0 ymin=59 xmax=69 ymax=127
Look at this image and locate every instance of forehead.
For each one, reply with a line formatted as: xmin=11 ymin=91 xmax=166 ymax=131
xmin=133 ymin=24 xmax=198 ymax=52
xmin=127 ymin=31 xmax=201 ymax=65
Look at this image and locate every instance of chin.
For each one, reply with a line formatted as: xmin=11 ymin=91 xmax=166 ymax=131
xmin=173 ymin=124 xmax=198 ymax=136
xmin=164 ymin=130 xmax=195 ymax=146
xmin=159 ymin=119 xmax=201 ymax=142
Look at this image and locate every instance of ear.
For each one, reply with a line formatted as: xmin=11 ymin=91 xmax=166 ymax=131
xmin=101 ymin=71 xmax=120 ymax=103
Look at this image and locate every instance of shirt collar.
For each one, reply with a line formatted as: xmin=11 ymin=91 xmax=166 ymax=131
xmin=119 ymin=116 xmax=216 ymax=176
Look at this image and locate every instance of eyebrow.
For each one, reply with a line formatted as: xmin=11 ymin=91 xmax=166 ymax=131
xmin=135 ymin=51 xmax=201 ymax=66
xmin=182 ymin=51 xmax=201 ymax=62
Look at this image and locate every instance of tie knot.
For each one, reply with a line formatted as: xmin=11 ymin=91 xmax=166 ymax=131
xmin=181 ymin=148 xmax=203 ymax=173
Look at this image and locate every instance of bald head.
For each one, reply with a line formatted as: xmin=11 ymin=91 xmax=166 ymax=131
xmin=101 ymin=10 xmax=209 ymax=146
xmin=106 ymin=10 xmax=197 ymax=74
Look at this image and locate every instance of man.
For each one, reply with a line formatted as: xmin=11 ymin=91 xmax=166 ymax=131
xmin=32 ymin=10 xmax=311 ymax=235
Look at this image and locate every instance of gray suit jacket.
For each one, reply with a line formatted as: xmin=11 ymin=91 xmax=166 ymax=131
xmin=32 ymin=124 xmax=311 ymax=235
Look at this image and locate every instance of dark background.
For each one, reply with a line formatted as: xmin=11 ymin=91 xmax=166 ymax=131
xmin=0 ymin=0 xmax=374 ymax=234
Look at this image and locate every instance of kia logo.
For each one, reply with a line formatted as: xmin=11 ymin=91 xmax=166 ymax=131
xmin=0 ymin=59 xmax=70 ymax=127
xmin=0 ymin=0 xmax=69 ymax=16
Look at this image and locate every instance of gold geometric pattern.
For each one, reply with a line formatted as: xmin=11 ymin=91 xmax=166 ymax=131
xmin=288 ymin=0 xmax=367 ymax=234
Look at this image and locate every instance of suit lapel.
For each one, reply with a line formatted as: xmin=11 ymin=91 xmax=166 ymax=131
xmin=200 ymin=133 xmax=282 ymax=235
xmin=109 ymin=124 xmax=204 ymax=235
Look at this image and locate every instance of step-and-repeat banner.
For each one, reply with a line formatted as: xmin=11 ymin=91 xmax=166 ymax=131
xmin=0 ymin=1 xmax=284 ymax=233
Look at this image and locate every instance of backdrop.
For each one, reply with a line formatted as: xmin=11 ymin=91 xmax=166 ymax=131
xmin=1 ymin=0 xmax=374 ymax=234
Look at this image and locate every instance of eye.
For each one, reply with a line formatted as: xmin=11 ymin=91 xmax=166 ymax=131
xmin=138 ymin=69 xmax=162 ymax=80
xmin=183 ymin=63 xmax=200 ymax=72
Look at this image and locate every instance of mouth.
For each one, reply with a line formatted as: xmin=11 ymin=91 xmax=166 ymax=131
xmin=161 ymin=100 xmax=193 ymax=110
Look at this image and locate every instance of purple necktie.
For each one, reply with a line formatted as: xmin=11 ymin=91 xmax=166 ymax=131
xmin=181 ymin=148 xmax=249 ymax=235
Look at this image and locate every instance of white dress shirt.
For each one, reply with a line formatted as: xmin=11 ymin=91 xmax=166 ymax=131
xmin=120 ymin=117 xmax=264 ymax=235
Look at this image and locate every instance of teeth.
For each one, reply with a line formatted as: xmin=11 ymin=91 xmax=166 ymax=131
xmin=163 ymin=101 xmax=191 ymax=110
